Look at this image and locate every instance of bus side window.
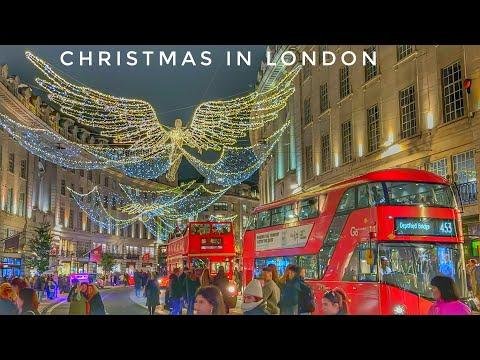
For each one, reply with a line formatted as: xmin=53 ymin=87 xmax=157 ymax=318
xmin=342 ymin=243 xmax=378 ymax=282
xmin=342 ymin=249 xmax=359 ymax=281
xmin=368 ymin=183 xmax=385 ymax=205
xmin=337 ymin=188 xmax=356 ymax=213
xmin=258 ymin=210 xmax=271 ymax=228
xmin=356 ymin=184 xmax=370 ymax=209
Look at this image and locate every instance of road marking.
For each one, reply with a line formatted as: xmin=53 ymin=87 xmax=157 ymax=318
xmin=46 ymin=299 xmax=68 ymax=315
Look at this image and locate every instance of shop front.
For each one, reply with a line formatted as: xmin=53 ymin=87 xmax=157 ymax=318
xmin=462 ymin=217 xmax=480 ymax=260
xmin=0 ymin=255 xmax=22 ymax=278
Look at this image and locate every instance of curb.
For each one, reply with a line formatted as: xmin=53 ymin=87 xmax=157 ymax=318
xmin=129 ymin=290 xmax=169 ymax=315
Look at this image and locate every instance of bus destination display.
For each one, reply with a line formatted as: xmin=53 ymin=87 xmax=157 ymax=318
xmin=395 ymin=218 xmax=456 ymax=236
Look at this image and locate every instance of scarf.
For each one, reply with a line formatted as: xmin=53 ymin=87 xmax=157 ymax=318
xmin=241 ymin=300 xmax=264 ymax=312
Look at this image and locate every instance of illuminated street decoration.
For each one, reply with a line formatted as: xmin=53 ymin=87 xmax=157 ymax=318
xmin=183 ymin=121 xmax=289 ymax=186
xmin=25 ymin=51 xmax=300 ymax=184
xmin=208 ymin=214 xmax=238 ymax=222
xmin=0 ymin=113 xmax=172 ymax=179
xmin=68 ymin=182 xmax=229 ymax=240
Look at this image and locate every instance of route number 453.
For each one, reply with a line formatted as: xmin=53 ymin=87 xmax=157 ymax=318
xmin=440 ymin=222 xmax=453 ymax=234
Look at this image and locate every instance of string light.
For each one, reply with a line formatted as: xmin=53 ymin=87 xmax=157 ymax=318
xmin=183 ymin=121 xmax=290 ymax=186
xmin=26 ymin=51 xmax=301 ymax=183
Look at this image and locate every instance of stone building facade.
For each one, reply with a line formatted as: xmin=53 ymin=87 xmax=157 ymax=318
xmin=252 ymin=45 xmax=480 ymax=259
xmin=0 ymin=63 xmax=177 ymax=277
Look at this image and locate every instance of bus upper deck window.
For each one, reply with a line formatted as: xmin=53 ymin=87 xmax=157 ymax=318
xmin=299 ymin=197 xmax=319 ymax=220
xmin=368 ymin=183 xmax=385 ymax=205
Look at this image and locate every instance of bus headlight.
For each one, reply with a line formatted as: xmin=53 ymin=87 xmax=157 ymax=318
xmin=392 ymin=305 xmax=406 ymax=315
xmin=227 ymin=285 xmax=236 ymax=294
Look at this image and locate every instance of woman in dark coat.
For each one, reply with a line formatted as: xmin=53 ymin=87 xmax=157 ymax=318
xmin=185 ymin=269 xmax=201 ymax=315
xmin=85 ymin=284 xmax=106 ymax=315
xmin=213 ymin=266 xmax=232 ymax=313
xmin=145 ymin=273 xmax=160 ymax=315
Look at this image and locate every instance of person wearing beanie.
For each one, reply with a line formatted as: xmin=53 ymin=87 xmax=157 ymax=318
xmin=241 ymin=279 xmax=269 ymax=315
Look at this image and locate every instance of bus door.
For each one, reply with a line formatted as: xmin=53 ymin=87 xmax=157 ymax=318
xmin=341 ymin=242 xmax=380 ymax=314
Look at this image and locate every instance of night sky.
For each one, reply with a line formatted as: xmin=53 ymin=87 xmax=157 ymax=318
xmin=0 ymin=45 xmax=267 ymax=182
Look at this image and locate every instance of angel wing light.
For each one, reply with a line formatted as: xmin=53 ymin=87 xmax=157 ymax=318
xmin=22 ymin=51 xmax=300 ymax=185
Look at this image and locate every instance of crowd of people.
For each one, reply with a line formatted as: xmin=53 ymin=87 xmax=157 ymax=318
xmin=157 ymin=262 xmax=473 ymax=315
xmin=0 ymin=274 xmax=107 ymax=315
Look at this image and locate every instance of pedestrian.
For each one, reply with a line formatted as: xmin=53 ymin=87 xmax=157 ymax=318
xmin=212 ymin=266 xmax=231 ymax=313
xmin=85 ymin=284 xmax=106 ymax=315
xmin=267 ymin=263 xmax=280 ymax=288
xmin=298 ymin=267 xmax=316 ymax=315
xmin=261 ymin=267 xmax=280 ymax=314
xmin=199 ymin=268 xmax=211 ymax=287
xmin=145 ymin=273 xmax=160 ymax=315
xmin=194 ymin=285 xmax=226 ymax=315
xmin=168 ymin=268 xmax=183 ymax=315
xmin=134 ymin=270 xmax=142 ymax=297
xmin=279 ymin=264 xmax=302 ymax=315
xmin=11 ymin=277 xmax=28 ymax=296
xmin=241 ymin=279 xmax=269 ymax=315
xmin=428 ymin=275 xmax=471 ymax=315
xmin=0 ymin=283 xmax=18 ymax=315
xmin=321 ymin=288 xmax=349 ymax=315
xmin=67 ymin=280 xmax=88 ymax=315
xmin=185 ymin=269 xmax=200 ymax=315
xmin=17 ymin=288 xmax=40 ymax=315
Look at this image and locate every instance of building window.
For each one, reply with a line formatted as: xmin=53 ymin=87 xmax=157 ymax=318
xmin=242 ymin=204 xmax=247 ymax=213
xmin=135 ymin=223 xmax=140 ymax=238
xmin=320 ymin=82 xmax=329 ymax=113
xmin=339 ymin=66 xmax=350 ymax=99
xmin=284 ymin=140 xmax=291 ymax=171
xmin=80 ymin=169 xmax=84 ymax=177
xmin=321 ymin=134 xmax=331 ymax=172
xmin=104 ymin=176 xmax=109 ymax=187
xmin=397 ymin=45 xmax=413 ymax=61
xmin=86 ymin=218 xmax=91 ymax=232
xmin=442 ymin=61 xmax=465 ymax=123
xmin=213 ymin=202 xmax=228 ymax=211
xmin=8 ymin=153 xmax=14 ymax=173
xmin=453 ymin=150 xmax=477 ymax=205
xmin=18 ymin=193 xmax=25 ymax=217
xmin=78 ymin=212 xmax=83 ymax=230
xmin=60 ymin=206 xmax=65 ymax=227
xmin=341 ymin=121 xmax=352 ymax=164
xmin=88 ymin=171 xmax=92 ymax=181
xmin=367 ymin=104 xmax=380 ymax=153
xmin=428 ymin=158 xmax=447 ymax=178
xmin=303 ymin=98 xmax=312 ymax=125
xmin=230 ymin=203 xmax=235 ymax=212
xmin=303 ymin=62 xmax=312 ymax=81
xmin=61 ymin=180 xmax=66 ymax=196
xmin=5 ymin=188 xmax=13 ymax=214
xmin=364 ymin=46 xmax=378 ymax=82
xmin=68 ymin=210 xmax=74 ymax=229
xmin=453 ymin=150 xmax=476 ymax=184
xmin=70 ymin=168 xmax=75 ymax=174
xmin=20 ymin=160 xmax=27 ymax=179
xmin=399 ymin=85 xmax=417 ymax=139
xmin=305 ymin=144 xmax=313 ymax=180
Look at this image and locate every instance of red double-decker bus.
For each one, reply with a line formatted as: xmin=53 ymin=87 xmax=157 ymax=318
xmin=167 ymin=221 xmax=236 ymax=280
xmin=243 ymin=169 xmax=471 ymax=315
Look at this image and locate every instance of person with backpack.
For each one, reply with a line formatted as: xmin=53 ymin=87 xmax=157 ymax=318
xmin=298 ymin=267 xmax=315 ymax=315
xmin=279 ymin=264 xmax=302 ymax=315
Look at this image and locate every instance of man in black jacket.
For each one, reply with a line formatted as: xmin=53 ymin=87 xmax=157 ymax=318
xmin=169 ymin=268 xmax=183 ymax=315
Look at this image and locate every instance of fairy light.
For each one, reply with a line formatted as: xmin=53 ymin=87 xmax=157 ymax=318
xmin=25 ymin=51 xmax=301 ymax=183
xmin=183 ymin=121 xmax=290 ymax=186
